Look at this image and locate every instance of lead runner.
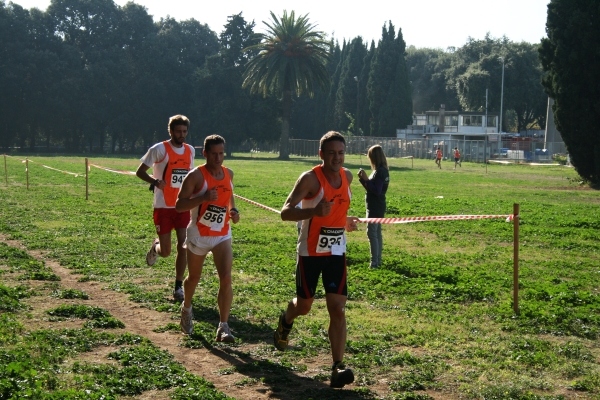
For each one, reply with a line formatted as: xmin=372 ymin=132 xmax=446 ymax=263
xmin=275 ymin=131 xmax=359 ymax=388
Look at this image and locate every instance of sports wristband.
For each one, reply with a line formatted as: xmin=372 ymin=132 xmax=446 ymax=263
xmin=230 ymin=208 xmax=239 ymax=214
xmin=153 ymin=179 xmax=160 ymax=186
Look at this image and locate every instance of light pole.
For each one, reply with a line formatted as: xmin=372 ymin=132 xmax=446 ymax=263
xmin=499 ymin=57 xmax=505 ymax=134
xmin=354 ymin=76 xmax=359 ymax=136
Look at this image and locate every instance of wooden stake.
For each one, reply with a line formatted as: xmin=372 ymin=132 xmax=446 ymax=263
xmin=513 ymin=203 xmax=520 ymax=314
xmin=4 ymin=154 xmax=7 ymax=185
xmin=26 ymin=158 xmax=29 ymax=190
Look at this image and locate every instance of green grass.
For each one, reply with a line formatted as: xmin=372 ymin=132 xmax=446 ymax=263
xmin=0 ymin=153 xmax=599 ymax=399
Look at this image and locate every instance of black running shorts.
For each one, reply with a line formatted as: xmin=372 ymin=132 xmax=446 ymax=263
xmin=296 ymin=255 xmax=347 ymax=299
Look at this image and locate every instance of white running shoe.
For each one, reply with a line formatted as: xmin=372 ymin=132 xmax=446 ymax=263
xmin=215 ymin=322 xmax=235 ymax=343
xmin=146 ymin=238 xmax=159 ymax=266
xmin=173 ymin=287 xmax=184 ymax=302
xmin=180 ymin=304 xmax=193 ymax=335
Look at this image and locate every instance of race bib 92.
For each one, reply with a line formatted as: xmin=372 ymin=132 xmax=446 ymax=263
xmin=316 ymin=227 xmax=346 ymax=255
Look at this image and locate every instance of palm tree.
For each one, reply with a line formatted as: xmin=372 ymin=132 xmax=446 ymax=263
xmin=242 ymin=10 xmax=330 ymax=159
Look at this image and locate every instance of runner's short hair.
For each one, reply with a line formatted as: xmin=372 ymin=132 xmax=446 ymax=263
xmin=204 ymin=134 xmax=226 ymax=152
xmin=320 ymin=131 xmax=346 ymax=151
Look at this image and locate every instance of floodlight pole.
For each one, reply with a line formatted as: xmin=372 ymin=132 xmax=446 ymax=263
xmin=499 ymin=57 xmax=505 ymax=135
xmin=485 ymin=89 xmax=488 ymax=173
xmin=354 ymin=76 xmax=359 ymax=136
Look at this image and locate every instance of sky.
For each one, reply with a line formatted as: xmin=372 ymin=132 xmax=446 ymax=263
xmin=11 ymin=0 xmax=550 ymax=49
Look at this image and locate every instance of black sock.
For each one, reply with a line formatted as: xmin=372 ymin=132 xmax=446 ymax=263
xmin=281 ymin=314 xmax=293 ymax=329
xmin=175 ymin=280 xmax=183 ymax=290
xmin=332 ymin=361 xmax=343 ymax=370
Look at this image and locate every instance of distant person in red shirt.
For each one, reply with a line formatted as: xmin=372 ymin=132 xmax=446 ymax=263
xmin=453 ymin=147 xmax=461 ymax=169
xmin=435 ymin=147 xmax=442 ymax=169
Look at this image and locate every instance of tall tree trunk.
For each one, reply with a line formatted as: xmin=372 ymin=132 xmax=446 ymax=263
xmin=279 ymin=90 xmax=291 ymax=160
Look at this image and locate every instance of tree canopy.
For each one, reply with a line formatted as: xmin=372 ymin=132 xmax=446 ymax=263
xmin=539 ymin=0 xmax=600 ymax=185
xmin=1 ymin=1 xmax=551 ymax=154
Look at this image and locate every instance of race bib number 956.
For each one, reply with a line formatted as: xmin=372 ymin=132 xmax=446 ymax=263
xmin=199 ymin=204 xmax=227 ymax=231
xmin=316 ymin=227 xmax=346 ymax=255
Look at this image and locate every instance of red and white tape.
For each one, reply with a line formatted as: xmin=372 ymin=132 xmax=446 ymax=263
xmin=5 ymin=155 xmax=80 ymax=176
xmin=89 ymin=163 xmax=137 ymax=176
xmin=234 ymin=194 xmax=281 ymax=214
xmin=232 ymin=194 xmax=513 ymax=224
xmin=358 ymin=214 xmax=514 ymax=224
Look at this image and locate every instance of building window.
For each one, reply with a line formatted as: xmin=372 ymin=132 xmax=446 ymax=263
xmin=445 ymin=115 xmax=458 ymax=126
xmin=487 ymin=116 xmax=497 ymax=127
xmin=427 ymin=115 xmax=439 ymax=125
xmin=414 ymin=115 xmax=426 ymax=126
xmin=463 ymin=115 xmax=482 ymax=126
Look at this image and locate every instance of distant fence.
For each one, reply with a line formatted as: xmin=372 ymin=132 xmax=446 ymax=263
xmin=288 ymin=137 xmax=568 ymax=164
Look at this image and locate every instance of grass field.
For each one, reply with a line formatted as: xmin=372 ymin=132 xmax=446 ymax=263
xmin=1 ymin=152 xmax=599 ymax=400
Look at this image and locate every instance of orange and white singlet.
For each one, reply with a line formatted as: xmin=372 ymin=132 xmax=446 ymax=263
xmin=297 ymin=165 xmax=351 ymax=257
xmin=158 ymin=140 xmax=193 ymax=207
xmin=189 ymin=165 xmax=233 ymax=237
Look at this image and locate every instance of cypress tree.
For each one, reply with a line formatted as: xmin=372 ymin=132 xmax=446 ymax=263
xmin=334 ymin=37 xmax=367 ymax=133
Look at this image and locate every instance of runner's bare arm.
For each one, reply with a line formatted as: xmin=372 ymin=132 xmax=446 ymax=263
xmin=136 ymin=163 xmax=165 ymax=189
xmin=175 ymin=169 xmax=209 ymax=212
xmin=281 ymin=171 xmax=331 ymax=221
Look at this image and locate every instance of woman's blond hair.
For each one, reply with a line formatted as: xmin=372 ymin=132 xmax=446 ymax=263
xmin=367 ymin=145 xmax=388 ymax=170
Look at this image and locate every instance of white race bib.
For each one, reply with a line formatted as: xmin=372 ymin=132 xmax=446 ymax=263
xmin=170 ymin=168 xmax=188 ymax=189
xmin=316 ymin=227 xmax=346 ymax=254
xmin=199 ymin=204 xmax=227 ymax=231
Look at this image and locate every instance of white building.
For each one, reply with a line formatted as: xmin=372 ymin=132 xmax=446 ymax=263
xmin=397 ymin=105 xmax=499 ymax=142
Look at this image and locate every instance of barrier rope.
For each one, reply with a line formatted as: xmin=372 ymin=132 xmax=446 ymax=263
xmin=233 ymin=194 xmax=513 ymax=224
xmin=234 ymin=194 xmax=281 ymax=214
xmin=358 ymin=214 xmax=514 ymax=224
xmin=18 ymin=158 xmax=512 ymax=224
xmin=89 ymin=163 xmax=137 ymax=176
xmin=5 ymin=154 xmax=80 ymax=176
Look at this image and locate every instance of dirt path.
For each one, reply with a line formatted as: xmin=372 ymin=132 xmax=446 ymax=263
xmin=4 ymin=237 xmax=398 ymax=400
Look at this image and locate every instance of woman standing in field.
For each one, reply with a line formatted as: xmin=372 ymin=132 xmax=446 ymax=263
xmin=358 ymin=145 xmax=390 ymax=268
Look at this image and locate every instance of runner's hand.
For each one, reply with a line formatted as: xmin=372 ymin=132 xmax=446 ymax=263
xmin=205 ymin=187 xmax=218 ymax=202
xmin=314 ymin=198 xmax=333 ymax=217
xmin=346 ymin=216 xmax=359 ymax=232
xmin=230 ymin=209 xmax=240 ymax=224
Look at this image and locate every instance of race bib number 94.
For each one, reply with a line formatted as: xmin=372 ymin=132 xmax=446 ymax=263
xmin=170 ymin=168 xmax=188 ymax=188
xmin=316 ymin=227 xmax=346 ymax=255
xmin=199 ymin=204 xmax=227 ymax=231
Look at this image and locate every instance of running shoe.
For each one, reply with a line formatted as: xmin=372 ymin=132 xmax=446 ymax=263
xmin=273 ymin=312 xmax=292 ymax=351
xmin=146 ymin=238 xmax=159 ymax=266
xmin=330 ymin=363 xmax=354 ymax=388
xmin=215 ymin=322 xmax=235 ymax=343
xmin=180 ymin=304 xmax=193 ymax=335
xmin=173 ymin=286 xmax=184 ymax=302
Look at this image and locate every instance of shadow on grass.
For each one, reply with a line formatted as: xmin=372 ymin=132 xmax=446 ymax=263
xmin=186 ymin=331 xmax=374 ymax=400
xmin=174 ymin=304 xmax=373 ymax=399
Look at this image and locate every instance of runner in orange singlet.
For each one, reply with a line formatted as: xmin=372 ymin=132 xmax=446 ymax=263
xmin=136 ymin=115 xmax=195 ymax=302
xmin=175 ymin=135 xmax=240 ymax=343
xmin=274 ymin=131 xmax=359 ymax=389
